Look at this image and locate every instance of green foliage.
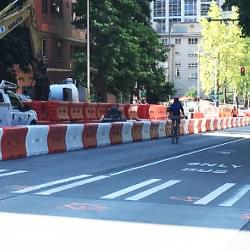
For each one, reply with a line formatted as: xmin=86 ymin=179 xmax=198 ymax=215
xmin=0 ymin=1 xmax=32 ymax=80
xmin=185 ymin=87 xmax=197 ymax=98
xmin=199 ymin=3 xmax=248 ymax=103
xmin=224 ymin=0 xmax=250 ymax=36
xmin=73 ymin=0 xmax=172 ymax=102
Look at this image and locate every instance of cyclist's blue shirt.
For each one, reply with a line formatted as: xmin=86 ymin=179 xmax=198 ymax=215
xmin=170 ymin=101 xmax=183 ymax=116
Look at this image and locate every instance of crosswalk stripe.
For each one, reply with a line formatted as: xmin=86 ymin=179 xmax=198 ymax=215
xmin=0 ymin=170 xmax=27 ymax=178
xmin=125 ymin=180 xmax=181 ymax=201
xmin=194 ymin=183 xmax=236 ymax=205
xmin=101 ymin=179 xmax=161 ymax=199
xmin=219 ymin=185 xmax=250 ymax=207
xmin=12 ymin=174 xmax=92 ymax=194
xmin=36 ymin=175 xmax=109 ymax=196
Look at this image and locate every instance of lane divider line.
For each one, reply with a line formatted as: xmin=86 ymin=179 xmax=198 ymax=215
xmin=194 ymin=183 xmax=236 ymax=205
xmin=101 ymin=179 xmax=161 ymax=199
xmin=125 ymin=180 xmax=181 ymax=201
xmin=109 ymin=138 xmax=246 ymax=177
xmin=12 ymin=174 xmax=92 ymax=194
xmin=36 ymin=175 xmax=109 ymax=196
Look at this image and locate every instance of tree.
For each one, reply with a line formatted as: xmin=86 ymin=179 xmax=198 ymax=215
xmin=224 ymin=0 xmax=250 ymax=36
xmin=199 ymin=3 xmax=246 ymax=106
xmin=0 ymin=1 xmax=32 ymax=81
xmin=73 ymin=0 xmax=173 ymax=102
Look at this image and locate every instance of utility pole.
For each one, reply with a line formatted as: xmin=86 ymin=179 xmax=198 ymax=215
xmin=86 ymin=0 xmax=90 ymax=102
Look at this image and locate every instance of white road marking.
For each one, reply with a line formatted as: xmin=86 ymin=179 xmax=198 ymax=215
xmin=36 ymin=175 xmax=109 ymax=196
xmin=0 ymin=169 xmax=8 ymax=173
xmin=125 ymin=180 xmax=181 ymax=201
xmin=109 ymin=138 xmax=245 ymax=176
xmin=0 ymin=170 xmax=27 ymax=178
xmin=194 ymin=183 xmax=236 ymax=205
xmin=219 ymin=185 xmax=250 ymax=207
xmin=101 ymin=179 xmax=161 ymax=199
xmin=13 ymin=174 xmax=92 ymax=194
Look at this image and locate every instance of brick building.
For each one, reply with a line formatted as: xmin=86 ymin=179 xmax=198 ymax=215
xmin=16 ymin=0 xmax=84 ymax=93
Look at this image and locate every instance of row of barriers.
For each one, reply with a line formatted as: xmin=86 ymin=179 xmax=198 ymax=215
xmin=22 ymin=101 xmax=167 ymax=123
xmin=0 ymin=116 xmax=249 ymax=161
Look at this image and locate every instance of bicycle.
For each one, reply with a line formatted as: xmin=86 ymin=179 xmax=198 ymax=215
xmin=171 ymin=115 xmax=181 ymax=144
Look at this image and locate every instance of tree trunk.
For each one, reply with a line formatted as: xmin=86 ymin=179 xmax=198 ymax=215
xmin=93 ymin=75 xmax=107 ymax=102
xmin=223 ymin=85 xmax=227 ymax=104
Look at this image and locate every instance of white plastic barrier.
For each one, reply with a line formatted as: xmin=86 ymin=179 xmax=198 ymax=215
xmin=0 ymin=128 xmax=3 ymax=160
xmin=26 ymin=125 xmax=49 ymax=156
xmin=194 ymin=119 xmax=200 ymax=134
xmin=122 ymin=122 xmax=133 ymax=143
xmin=216 ymin=118 xmax=222 ymax=130
xmin=200 ymin=119 xmax=206 ymax=132
xmin=158 ymin=121 xmax=167 ymax=138
xmin=65 ymin=124 xmax=84 ymax=151
xmin=96 ymin=123 xmax=111 ymax=147
xmin=182 ymin=119 xmax=190 ymax=135
xmin=142 ymin=121 xmax=151 ymax=140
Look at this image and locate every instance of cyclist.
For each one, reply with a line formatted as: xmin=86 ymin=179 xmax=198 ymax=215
xmin=169 ymin=97 xmax=185 ymax=141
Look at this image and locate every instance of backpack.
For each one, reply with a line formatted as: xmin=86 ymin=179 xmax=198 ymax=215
xmin=170 ymin=102 xmax=181 ymax=115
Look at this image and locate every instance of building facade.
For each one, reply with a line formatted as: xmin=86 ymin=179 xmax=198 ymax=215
xmin=34 ymin=0 xmax=84 ymax=83
xmin=16 ymin=0 xmax=85 ymax=93
xmin=151 ymin=0 xmax=225 ymax=97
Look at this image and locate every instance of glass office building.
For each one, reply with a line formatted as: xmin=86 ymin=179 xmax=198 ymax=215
xmin=151 ymin=0 xmax=225 ymax=34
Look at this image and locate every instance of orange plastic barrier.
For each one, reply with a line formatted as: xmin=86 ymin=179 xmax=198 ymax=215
xmin=83 ymin=103 xmax=98 ymax=122
xmin=1 ymin=127 xmax=28 ymax=160
xmin=69 ymin=102 xmax=84 ymax=121
xmin=46 ymin=101 xmax=70 ymax=122
xmin=150 ymin=122 xmax=159 ymax=139
xmin=193 ymin=112 xmax=204 ymax=119
xmin=132 ymin=122 xmax=143 ymax=141
xmin=213 ymin=119 xmax=218 ymax=131
xmin=188 ymin=120 xmax=195 ymax=134
xmin=83 ymin=124 xmax=98 ymax=148
xmin=96 ymin=103 xmax=113 ymax=120
xmin=22 ymin=101 xmax=48 ymax=121
xmin=118 ymin=104 xmax=126 ymax=120
xmin=110 ymin=123 xmax=123 ymax=145
xmin=124 ymin=104 xmax=139 ymax=120
xmin=138 ymin=105 xmax=166 ymax=120
xmin=47 ymin=125 xmax=67 ymax=153
xmin=205 ymin=119 xmax=211 ymax=131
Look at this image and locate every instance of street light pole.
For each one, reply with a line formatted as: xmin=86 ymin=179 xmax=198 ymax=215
xmin=86 ymin=0 xmax=90 ymax=102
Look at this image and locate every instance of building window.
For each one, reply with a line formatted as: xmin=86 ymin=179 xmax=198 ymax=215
xmin=153 ymin=0 xmax=166 ymax=17
xmin=56 ymin=41 xmax=62 ymax=58
xmin=175 ymin=67 xmax=181 ymax=78
xmin=184 ymin=0 xmax=197 ymax=16
xmin=42 ymin=0 xmax=48 ymax=14
xmin=175 ymin=38 xmax=181 ymax=44
xmin=42 ymin=39 xmax=47 ymax=57
xmin=188 ymin=72 xmax=198 ymax=79
xmin=72 ymin=3 xmax=77 ymax=21
xmin=153 ymin=19 xmax=166 ymax=33
xmin=201 ymin=4 xmax=210 ymax=16
xmin=188 ymin=63 xmax=198 ymax=68
xmin=51 ymin=0 xmax=63 ymax=17
xmin=188 ymin=38 xmax=198 ymax=44
xmin=169 ymin=0 xmax=181 ymax=17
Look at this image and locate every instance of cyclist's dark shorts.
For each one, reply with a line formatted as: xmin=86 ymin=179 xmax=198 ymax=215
xmin=171 ymin=115 xmax=181 ymax=121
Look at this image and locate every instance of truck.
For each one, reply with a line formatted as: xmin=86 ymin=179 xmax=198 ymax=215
xmin=0 ymin=0 xmax=50 ymax=101
xmin=0 ymin=80 xmax=37 ymax=126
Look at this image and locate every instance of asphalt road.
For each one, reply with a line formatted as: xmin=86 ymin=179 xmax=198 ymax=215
xmin=0 ymin=126 xmax=250 ymax=250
